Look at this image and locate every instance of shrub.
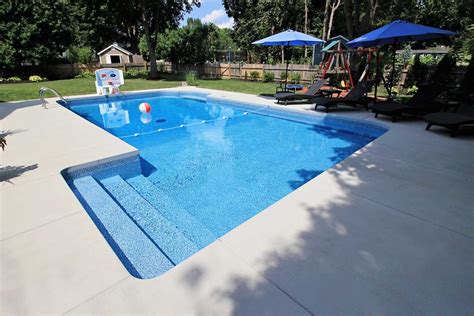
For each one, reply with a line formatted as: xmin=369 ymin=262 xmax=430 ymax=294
xmin=67 ymin=46 xmax=94 ymax=64
xmin=74 ymin=71 xmax=95 ymax=79
xmin=244 ymin=71 xmax=248 ymax=80
xmin=185 ymin=71 xmax=198 ymax=86
xmin=7 ymin=76 xmax=21 ymax=82
xmin=262 ymin=72 xmax=275 ymax=82
xmin=309 ymin=73 xmax=319 ymax=82
xmin=250 ymin=71 xmax=260 ymax=81
xmin=29 ymin=75 xmax=43 ymax=82
xmin=280 ymin=72 xmax=287 ymax=81
xmin=290 ymin=72 xmax=301 ymax=84
xmin=124 ymin=69 xmax=148 ymax=79
xmin=407 ymin=85 xmax=418 ymax=95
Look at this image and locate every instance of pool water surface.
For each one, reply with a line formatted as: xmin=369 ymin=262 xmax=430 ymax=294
xmin=65 ymin=92 xmax=386 ymax=278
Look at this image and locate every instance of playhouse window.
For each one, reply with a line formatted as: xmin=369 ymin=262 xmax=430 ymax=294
xmin=110 ymin=55 xmax=121 ymax=64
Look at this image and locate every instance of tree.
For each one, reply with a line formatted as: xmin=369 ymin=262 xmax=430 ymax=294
xmin=323 ymin=0 xmax=342 ymax=40
xmin=127 ymin=0 xmax=199 ymax=78
xmin=148 ymin=18 xmax=237 ymax=64
xmin=224 ymin=0 xmax=325 ymax=62
xmin=0 ymin=0 xmax=74 ymax=69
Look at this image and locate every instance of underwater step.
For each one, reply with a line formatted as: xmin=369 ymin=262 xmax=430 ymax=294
xmin=127 ymin=174 xmax=216 ymax=248
xmin=100 ymin=175 xmax=199 ymax=264
xmin=72 ymin=176 xmax=173 ymax=279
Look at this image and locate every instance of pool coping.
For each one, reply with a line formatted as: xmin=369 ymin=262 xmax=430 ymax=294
xmin=1 ymin=87 xmax=473 ymax=315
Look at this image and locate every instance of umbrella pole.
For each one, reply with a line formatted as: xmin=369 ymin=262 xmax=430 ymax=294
xmin=388 ymin=43 xmax=397 ymax=100
xmin=374 ymin=49 xmax=380 ymax=104
xmin=285 ymin=45 xmax=289 ymax=91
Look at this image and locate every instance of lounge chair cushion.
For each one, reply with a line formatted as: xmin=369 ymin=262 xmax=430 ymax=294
xmin=369 ymin=102 xmax=407 ymax=114
xmin=424 ymin=112 xmax=474 ymax=126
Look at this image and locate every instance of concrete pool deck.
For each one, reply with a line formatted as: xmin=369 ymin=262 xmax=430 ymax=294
xmin=1 ymin=87 xmax=473 ymax=315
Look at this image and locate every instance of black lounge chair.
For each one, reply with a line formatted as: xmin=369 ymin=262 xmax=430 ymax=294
xmin=425 ymin=105 xmax=474 ymax=137
xmin=314 ymin=80 xmax=374 ymax=112
xmin=370 ymin=83 xmax=444 ymax=122
xmin=275 ymin=79 xmax=328 ymax=105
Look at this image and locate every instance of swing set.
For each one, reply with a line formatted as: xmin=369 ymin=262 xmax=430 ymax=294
xmin=319 ymin=41 xmax=378 ymax=90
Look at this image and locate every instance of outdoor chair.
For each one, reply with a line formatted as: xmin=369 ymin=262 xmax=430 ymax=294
xmin=314 ymin=80 xmax=374 ymax=112
xmin=369 ymin=83 xmax=445 ymax=122
xmin=275 ymin=79 xmax=329 ymax=105
xmin=425 ymin=104 xmax=474 ymax=137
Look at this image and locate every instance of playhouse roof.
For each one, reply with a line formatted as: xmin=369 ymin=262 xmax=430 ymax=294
xmin=322 ymin=36 xmax=350 ymax=52
xmin=98 ymin=43 xmax=133 ymax=56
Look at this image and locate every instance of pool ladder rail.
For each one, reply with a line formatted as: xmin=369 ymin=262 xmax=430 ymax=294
xmin=39 ymin=87 xmax=69 ymax=109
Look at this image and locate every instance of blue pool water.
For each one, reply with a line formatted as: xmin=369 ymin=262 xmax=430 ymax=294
xmin=64 ymin=91 xmax=386 ymax=279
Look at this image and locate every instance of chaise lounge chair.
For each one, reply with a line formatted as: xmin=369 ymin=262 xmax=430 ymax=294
xmin=425 ymin=105 xmax=474 ymax=137
xmin=314 ymin=80 xmax=373 ymax=112
xmin=369 ymin=83 xmax=444 ymax=122
xmin=275 ymin=79 xmax=328 ymax=105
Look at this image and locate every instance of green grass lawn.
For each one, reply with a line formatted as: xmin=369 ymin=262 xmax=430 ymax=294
xmin=0 ymin=77 xmax=278 ymax=102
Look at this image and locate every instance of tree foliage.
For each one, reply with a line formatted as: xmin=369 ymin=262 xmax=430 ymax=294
xmin=0 ymin=0 xmax=74 ymax=69
xmin=1 ymin=0 xmax=472 ymax=75
xmin=225 ymin=0 xmax=473 ymax=63
xmin=143 ymin=18 xmax=236 ymax=64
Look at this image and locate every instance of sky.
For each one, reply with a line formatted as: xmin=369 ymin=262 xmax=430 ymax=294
xmin=181 ymin=0 xmax=234 ymax=29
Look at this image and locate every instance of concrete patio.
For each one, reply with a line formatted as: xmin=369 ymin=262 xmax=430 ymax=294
xmin=1 ymin=87 xmax=473 ymax=315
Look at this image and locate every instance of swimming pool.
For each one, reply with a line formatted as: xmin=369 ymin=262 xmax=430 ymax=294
xmin=63 ymin=91 xmax=387 ymax=279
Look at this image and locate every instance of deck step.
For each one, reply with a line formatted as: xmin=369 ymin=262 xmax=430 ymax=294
xmin=100 ymin=175 xmax=199 ymax=264
xmin=127 ymin=174 xmax=216 ymax=248
xmin=72 ymin=176 xmax=173 ymax=279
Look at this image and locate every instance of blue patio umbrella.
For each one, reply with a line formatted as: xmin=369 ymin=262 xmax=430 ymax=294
xmin=253 ymin=30 xmax=324 ymax=90
xmin=347 ymin=20 xmax=456 ymax=98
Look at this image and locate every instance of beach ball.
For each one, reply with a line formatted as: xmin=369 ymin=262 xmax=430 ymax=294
xmin=140 ymin=113 xmax=152 ymax=124
xmin=139 ymin=102 xmax=151 ymax=113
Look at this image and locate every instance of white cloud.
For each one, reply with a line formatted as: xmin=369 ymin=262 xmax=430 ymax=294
xmin=217 ymin=17 xmax=234 ymax=29
xmin=201 ymin=9 xmax=234 ymax=29
xmin=201 ymin=9 xmax=226 ymax=24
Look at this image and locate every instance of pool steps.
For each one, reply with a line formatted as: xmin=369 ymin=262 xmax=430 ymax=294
xmin=126 ymin=175 xmax=216 ymax=248
xmin=73 ymin=173 xmax=218 ymax=279
xmin=100 ymin=175 xmax=199 ymax=265
xmin=72 ymin=176 xmax=174 ymax=279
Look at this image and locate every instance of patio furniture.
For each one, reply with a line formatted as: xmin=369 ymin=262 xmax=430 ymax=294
xmin=370 ymin=83 xmax=444 ymax=122
xmin=425 ymin=105 xmax=474 ymax=137
xmin=314 ymin=80 xmax=373 ymax=112
xmin=347 ymin=20 xmax=456 ymax=100
xmin=275 ymin=79 xmax=328 ymax=105
xmin=253 ymin=30 xmax=324 ymax=92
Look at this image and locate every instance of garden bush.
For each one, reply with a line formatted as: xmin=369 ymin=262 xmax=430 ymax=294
xmin=407 ymin=85 xmax=418 ymax=95
xmin=250 ymin=71 xmax=260 ymax=81
xmin=290 ymin=72 xmax=301 ymax=84
xmin=262 ymin=71 xmax=275 ymax=82
xmin=280 ymin=72 xmax=287 ymax=81
xmin=124 ymin=69 xmax=148 ymax=79
xmin=74 ymin=71 xmax=95 ymax=79
xmin=28 ymin=75 xmax=44 ymax=82
xmin=7 ymin=76 xmax=21 ymax=82
xmin=185 ymin=71 xmax=198 ymax=86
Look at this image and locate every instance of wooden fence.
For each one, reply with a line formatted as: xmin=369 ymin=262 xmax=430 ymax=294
xmin=5 ymin=62 xmax=466 ymax=89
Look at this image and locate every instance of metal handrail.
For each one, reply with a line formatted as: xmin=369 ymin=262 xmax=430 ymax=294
xmin=39 ymin=87 xmax=68 ymax=108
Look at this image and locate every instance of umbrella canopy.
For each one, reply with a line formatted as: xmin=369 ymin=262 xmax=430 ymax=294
xmin=253 ymin=29 xmax=324 ymax=46
xmin=253 ymin=30 xmax=323 ymax=91
xmin=347 ymin=20 xmax=456 ymax=100
xmin=347 ymin=20 xmax=456 ymax=48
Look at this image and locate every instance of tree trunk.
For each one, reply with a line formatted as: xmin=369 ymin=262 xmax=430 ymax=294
xmin=327 ymin=0 xmax=341 ymax=40
xmin=354 ymin=0 xmax=360 ymax=35
xmin=343 ymin=0 xmax=354 ymax=38
xmin=322 ymin=0 xmax=330 ymax=40
xmin=304 ymin=0 xmax=308 ymax=58
xmin=143 ymin=22 xmax=158 ymax=79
